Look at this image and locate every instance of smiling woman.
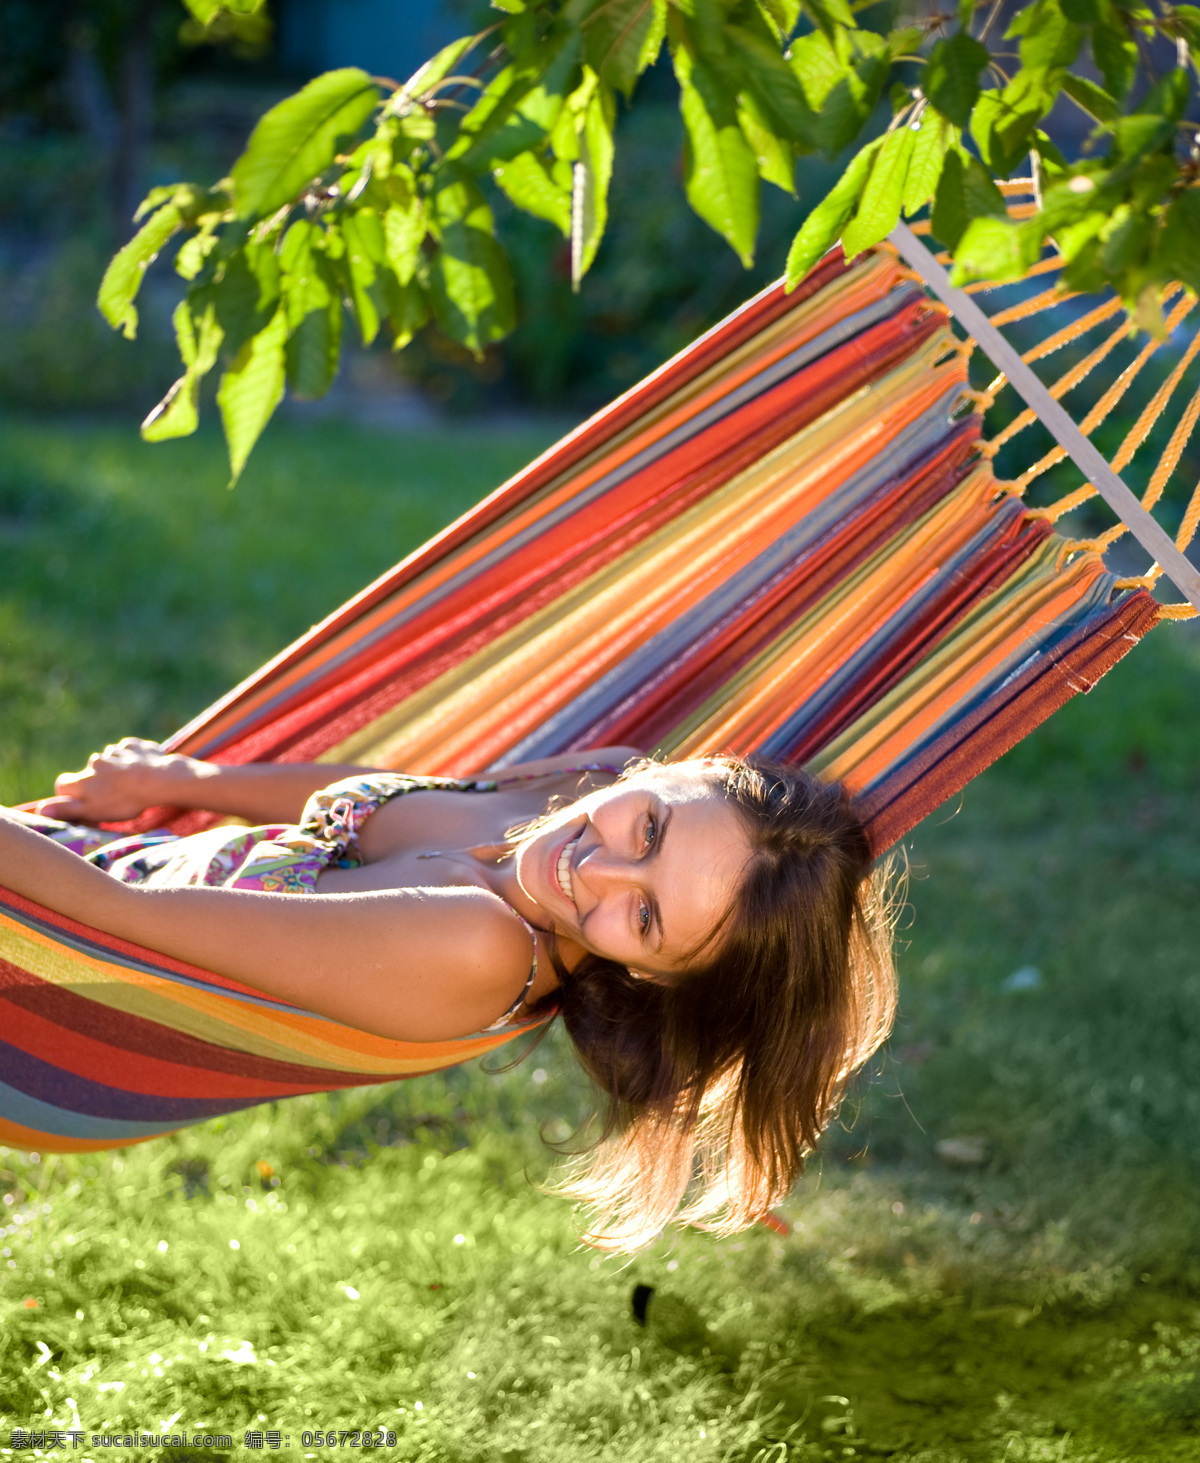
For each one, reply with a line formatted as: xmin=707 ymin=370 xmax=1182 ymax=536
xmin=511 ymin=762 xmax=754 ymax=982
xmin=1 ymin=740 xmax=896 ymax=1249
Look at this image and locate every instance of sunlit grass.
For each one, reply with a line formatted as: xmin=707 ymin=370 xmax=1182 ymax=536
xmin=2 ymin=413 xmax=1200 ymax=1460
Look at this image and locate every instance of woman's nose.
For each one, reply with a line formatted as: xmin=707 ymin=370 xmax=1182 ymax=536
xmin=575 ymin=842 xmax=632 ymax=895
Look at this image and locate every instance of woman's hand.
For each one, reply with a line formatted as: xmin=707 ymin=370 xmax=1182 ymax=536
xmin=36 ymin=738 xmax=198 ymax=824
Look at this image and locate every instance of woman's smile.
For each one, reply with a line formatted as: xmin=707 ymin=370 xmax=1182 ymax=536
xmin=555 ymin=828 xmax=582 ymax=907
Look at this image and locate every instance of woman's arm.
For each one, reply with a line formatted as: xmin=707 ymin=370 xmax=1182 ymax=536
xmin=39 ymin=740 xmax=647 ymax=827
xmin=38 ymin=740 xmax=378 ymax=826
xmin=0 ymin=813 xmax=536 ymax=1041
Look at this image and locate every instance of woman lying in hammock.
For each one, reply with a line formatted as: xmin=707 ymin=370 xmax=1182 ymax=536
xmin=0 ymin=738 xmax=896 ymax=1248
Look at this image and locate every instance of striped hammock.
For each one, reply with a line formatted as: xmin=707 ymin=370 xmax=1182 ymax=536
xmin=4 ymin=228 xmax=1196 ymax=1155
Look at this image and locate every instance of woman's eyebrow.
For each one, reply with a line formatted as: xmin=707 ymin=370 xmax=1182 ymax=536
xmin=649 ymin=805 xmax=672 ymax=951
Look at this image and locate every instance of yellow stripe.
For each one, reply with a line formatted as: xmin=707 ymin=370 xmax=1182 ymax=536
xmin=0 ymin=909 xmax=531 ymax=1075
xmin=329 ymin=334 xmax=963 ymax=769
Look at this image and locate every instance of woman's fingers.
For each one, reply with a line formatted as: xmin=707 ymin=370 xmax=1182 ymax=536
xmin=33 ymin=794 xmax=89 ymax=822
xmin=46 ymin=740 xmax=184 ymax=825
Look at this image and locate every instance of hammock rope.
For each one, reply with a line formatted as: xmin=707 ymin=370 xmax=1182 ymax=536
xmin=897 ymin=194 xmax=1200 ymax=616
xmin=2 ymin=234 xmax=1193 ymax=1153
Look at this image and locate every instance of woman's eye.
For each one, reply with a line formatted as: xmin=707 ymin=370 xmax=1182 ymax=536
xmin=643 ymin=815 xmax=657 ymax=849
xmin=638 ymin=901 xmax=651 ymax=935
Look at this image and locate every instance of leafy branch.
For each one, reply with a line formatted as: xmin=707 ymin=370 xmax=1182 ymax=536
xmin=100 ymin=0 xmax=1200 ymax=481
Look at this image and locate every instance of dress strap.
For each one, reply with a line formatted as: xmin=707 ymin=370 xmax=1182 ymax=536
xmin=478 ymin=907 xmax=541 ymax=1032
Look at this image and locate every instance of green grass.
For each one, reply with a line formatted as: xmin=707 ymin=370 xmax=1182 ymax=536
xmin=3 ymin=413 xmax=1200 ymax=1462
xmin=0 ymin=411 xmax=559 ymax=806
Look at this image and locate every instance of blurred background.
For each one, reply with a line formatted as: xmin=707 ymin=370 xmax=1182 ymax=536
xmin=2 ymin=6 xmax=1200 ymax=1460
xmin=0 ymin=0 xmax=840 ymax=422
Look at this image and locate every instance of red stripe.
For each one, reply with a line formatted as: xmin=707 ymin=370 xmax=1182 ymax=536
xmin=588 ymin=426 xmax=981 ymax=750
xmin=783 ymin=511 xmax=1054 ymax=764
xmin=178 ymin=302 xmax=943 ymax=777
xmin=859 ymin=591 xmax=1161 ymax=852
xmin=0 ymin=890 xmax=288 ymax=1000
xmin=162 ymin=255 xmax=854 ymax=766
xmin=0 ymin=961 xmax=363 ymax=1094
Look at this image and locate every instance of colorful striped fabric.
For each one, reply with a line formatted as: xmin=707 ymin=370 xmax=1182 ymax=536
xmin=0 ymin=245 xmax=1160 ymax=1153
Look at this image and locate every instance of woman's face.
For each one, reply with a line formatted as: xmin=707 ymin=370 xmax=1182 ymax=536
xmin=512 ymin=761 xmax=751 ymax=980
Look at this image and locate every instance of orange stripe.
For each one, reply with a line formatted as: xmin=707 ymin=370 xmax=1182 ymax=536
xmin=177 ymin=259 xmax=911 ymax=753
xmin=832 ymin=556 xmax=1103 ymax=790
xmin=0 ymin=1114 xmax=169 ymax=1154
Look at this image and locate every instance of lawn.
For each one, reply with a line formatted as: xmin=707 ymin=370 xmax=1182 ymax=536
xmin=2 ymin=410 xmax=1199 ymax=1463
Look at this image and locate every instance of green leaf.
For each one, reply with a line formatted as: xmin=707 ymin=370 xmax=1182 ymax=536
xmin=971 ymin=70 xmax=1055 ymax=175
xmin=217 ymin=306 xmax=288 ymax=484
xmin=285 ymin=291 xmax=342 ymax=398
xmin=1172 ymin=5 xmax=1200 ymax=49
xmin=181 ymin=0 xmax=222 ymax=21
xmin=279 ymin=216 xmax=318 ymax=281
xmin=1098 ymin=205 xmax=1153 ymax=275
xmin=1055 ymin=209 xmax=1107 ymax=263
xmin=384 ymin=198 xmax=429 ymax=283
xmin=494 ymin=150 xmax=573 ymax=233
xmin=1113 ymin=112 xmax=1175 ymax=159
xmin=572 ymin=78 xmax=616 ymax=284
xmin=903 ymin=108 xmax=951 ymax=215
xmin=1059 ymin=72 xmax=1120 ymax=123
xmin=788 ymin=30 xmax=847 ymax=112
xmin=842 ymin=123 xmax=914 ymax=256
xmin=281 ymin=227 xmax=342 ymax=398
xmin=427 ymin=169 xmax=517 ymax=354
xmin=97 ymin=204 xmax=182 ymax=340
xmin=380 ymin=274 xmax=430 ymax=350
xmin=784 ymin=136 xmax=880 ymax=285
xmin=577 ymin=0 xmax=668 ymax=97
xmin=230 ymin=69 xmax=380 ymax=218
xmin=213 ymin=242 xmax=281 ymax=358
xmin=931 ymin=146 xmax=1005 ymax=249
xmin=1092 ymin=16 xmax=1138 ymax=98
xmin=757 ymin=0 xmax=803 ymax=38
xmin=1142 ymin=66 xmax=1191 ymax=124
xmin=397 ymin=109 xmax=437 ymax=147
xmin=737 ymin=91 xmax=798 ymax=192
xmin=400 ymin=34 xmax=482 ymax=101
xmin=134 ymin=184 xmax=182 ymax=222
xmin=340 ymin=211 xmax=383 ymax=346
xmin=1009 ymin=0 xmax=1081 ymax=72
xmin=789 ymin=27 xmax=888 ymax=155
xmin=726 ymin=21 xmax=818 ymax=146
xmin=674 ymin=36 xmax=760 ymax=265
xmin=924 ymin=32 xmax=990 ymax=129
xmin=1059 ymin=0 xmax=1102 ymax=21
xmin=801 ymin=0 xmax=857 ymax=42
xmin=176 ymin=228 xmax=220 ymax=282
xmin=141 ymin=301 xmax=223 ymax=442
xmin=1126 ymin=153 xmax=1178 ymax=211
xmin=813 ymin=35 xmax=889 ymax=154
xmin=450 ymin=33 xmax=582 ymax=169
xmin=950 ymin=214 xmax=1042 ymax=283
xmin=1157 ymin=188 xmax=1200 ymax=295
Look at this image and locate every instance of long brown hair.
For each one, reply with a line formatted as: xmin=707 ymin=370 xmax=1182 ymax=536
xmin=525 ymin=755 xmax=898 ymax=1251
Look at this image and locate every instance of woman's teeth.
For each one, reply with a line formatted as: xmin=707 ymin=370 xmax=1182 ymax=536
xmin=557 ymin=832 xmax=580 ymax=903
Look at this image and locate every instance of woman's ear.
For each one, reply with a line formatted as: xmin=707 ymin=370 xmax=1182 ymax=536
xmin=628 ymin=968 xmax=670 ymax=986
